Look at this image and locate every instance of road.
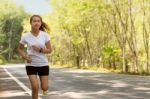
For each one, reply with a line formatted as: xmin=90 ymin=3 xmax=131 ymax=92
xmin=0 ymin=64 xmax=150 ymax=99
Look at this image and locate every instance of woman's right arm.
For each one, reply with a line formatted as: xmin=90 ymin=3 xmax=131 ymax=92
xmin=17 ymin=43 xmax=31 ymax=63
xmin=17 ymin=43 xmax=26 ymax=59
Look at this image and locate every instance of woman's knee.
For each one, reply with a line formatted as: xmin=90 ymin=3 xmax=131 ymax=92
xmin=40 ymin=76 xmax=49 ymax=91
xmin=41 ymin=85 xmax=48 ymax=91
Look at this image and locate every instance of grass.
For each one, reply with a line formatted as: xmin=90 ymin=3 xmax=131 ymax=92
xmin=51 ymin=63 xmax=122 ymax=73
xmin=51 ymin=64 xmax=150 ymax=76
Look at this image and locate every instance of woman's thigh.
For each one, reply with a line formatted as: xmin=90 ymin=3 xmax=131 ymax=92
xmin=28 ymin=75 xmax=39 ymax=90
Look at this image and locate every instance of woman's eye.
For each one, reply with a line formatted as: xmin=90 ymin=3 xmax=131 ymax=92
xmin=33 ymin=20 xmax=36 ymax=22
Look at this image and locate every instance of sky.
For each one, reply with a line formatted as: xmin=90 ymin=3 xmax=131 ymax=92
xmin=13 ymin=0 xmax=52 ymax=15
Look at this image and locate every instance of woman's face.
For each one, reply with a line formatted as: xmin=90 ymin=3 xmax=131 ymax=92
xmin=31 ymin=16 xmax=42 ymax=30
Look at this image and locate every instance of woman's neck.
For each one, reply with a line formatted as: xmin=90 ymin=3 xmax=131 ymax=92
xmin=31 ymin=29 xmax=40 ymax=36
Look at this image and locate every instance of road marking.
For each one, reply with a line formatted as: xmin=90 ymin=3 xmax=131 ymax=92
xmin=3 ymin=67 xmax=42 ymax=99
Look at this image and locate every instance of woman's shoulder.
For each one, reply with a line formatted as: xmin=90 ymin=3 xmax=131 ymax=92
xmin=40 ymin=31 xmax=49 ymax=36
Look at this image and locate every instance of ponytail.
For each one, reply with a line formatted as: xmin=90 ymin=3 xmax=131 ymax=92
xmin=40 ymin=21 xmax=50 ymax=32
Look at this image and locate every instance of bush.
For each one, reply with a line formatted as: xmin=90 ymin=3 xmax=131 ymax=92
xmin=0 ymin=55 xmax=7 ymax=64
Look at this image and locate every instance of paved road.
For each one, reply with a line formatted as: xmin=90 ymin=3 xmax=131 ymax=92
xmin=0 ymin=64 xmax=150 ymax=99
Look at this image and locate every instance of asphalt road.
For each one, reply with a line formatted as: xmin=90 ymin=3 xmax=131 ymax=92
xmin=0 ymin=64 xmax=150 ymax=99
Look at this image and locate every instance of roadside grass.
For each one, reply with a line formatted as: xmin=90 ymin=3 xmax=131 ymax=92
xmin=50 ymin=64 xmax=150 ymax=76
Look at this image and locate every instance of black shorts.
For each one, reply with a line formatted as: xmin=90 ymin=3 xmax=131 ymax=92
xmin=26 ymin=66 xmax=49 ymax=76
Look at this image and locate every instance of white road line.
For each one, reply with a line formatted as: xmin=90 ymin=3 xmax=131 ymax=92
xmin=3 ymin=67 xmax=42 ymax=99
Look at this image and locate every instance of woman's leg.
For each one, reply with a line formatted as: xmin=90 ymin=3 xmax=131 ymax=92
xmin=39 ymin=76 xmax=49 ymax=91
xmin=28 ymin=75 xmax=39 ymax=99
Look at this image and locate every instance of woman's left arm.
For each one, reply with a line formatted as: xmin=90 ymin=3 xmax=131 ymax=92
xmin=42 ymin=41 xmax=52 ymax=54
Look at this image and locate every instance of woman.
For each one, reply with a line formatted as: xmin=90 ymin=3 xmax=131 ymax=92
xmin=18 ymin=15 xmax=52 ymax=99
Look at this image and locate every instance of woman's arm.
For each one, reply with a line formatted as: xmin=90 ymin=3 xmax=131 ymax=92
xmin=31 ymin=41 xmax=52 ymax=54
xmin=18 ymin=43 xmax=26 ymax=59
xmin=42 ymin=41 xmax=52 ymax=54
xmin=17 ymin=43 xmax=32 ymax=63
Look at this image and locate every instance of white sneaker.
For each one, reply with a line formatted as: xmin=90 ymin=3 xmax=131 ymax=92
xmin=42 ymin=90 xmax=49 ymax=96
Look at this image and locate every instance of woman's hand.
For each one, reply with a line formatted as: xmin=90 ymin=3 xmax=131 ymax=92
xmin=41 ymin=47 xmax=51 ymax=53
xmin=22 ymin=55 xmax=32 ymax=63
xmin=32 ymin=45 xmax=40 ymax=52
xmin=26 ymin=55 xmax=32 ymax=63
